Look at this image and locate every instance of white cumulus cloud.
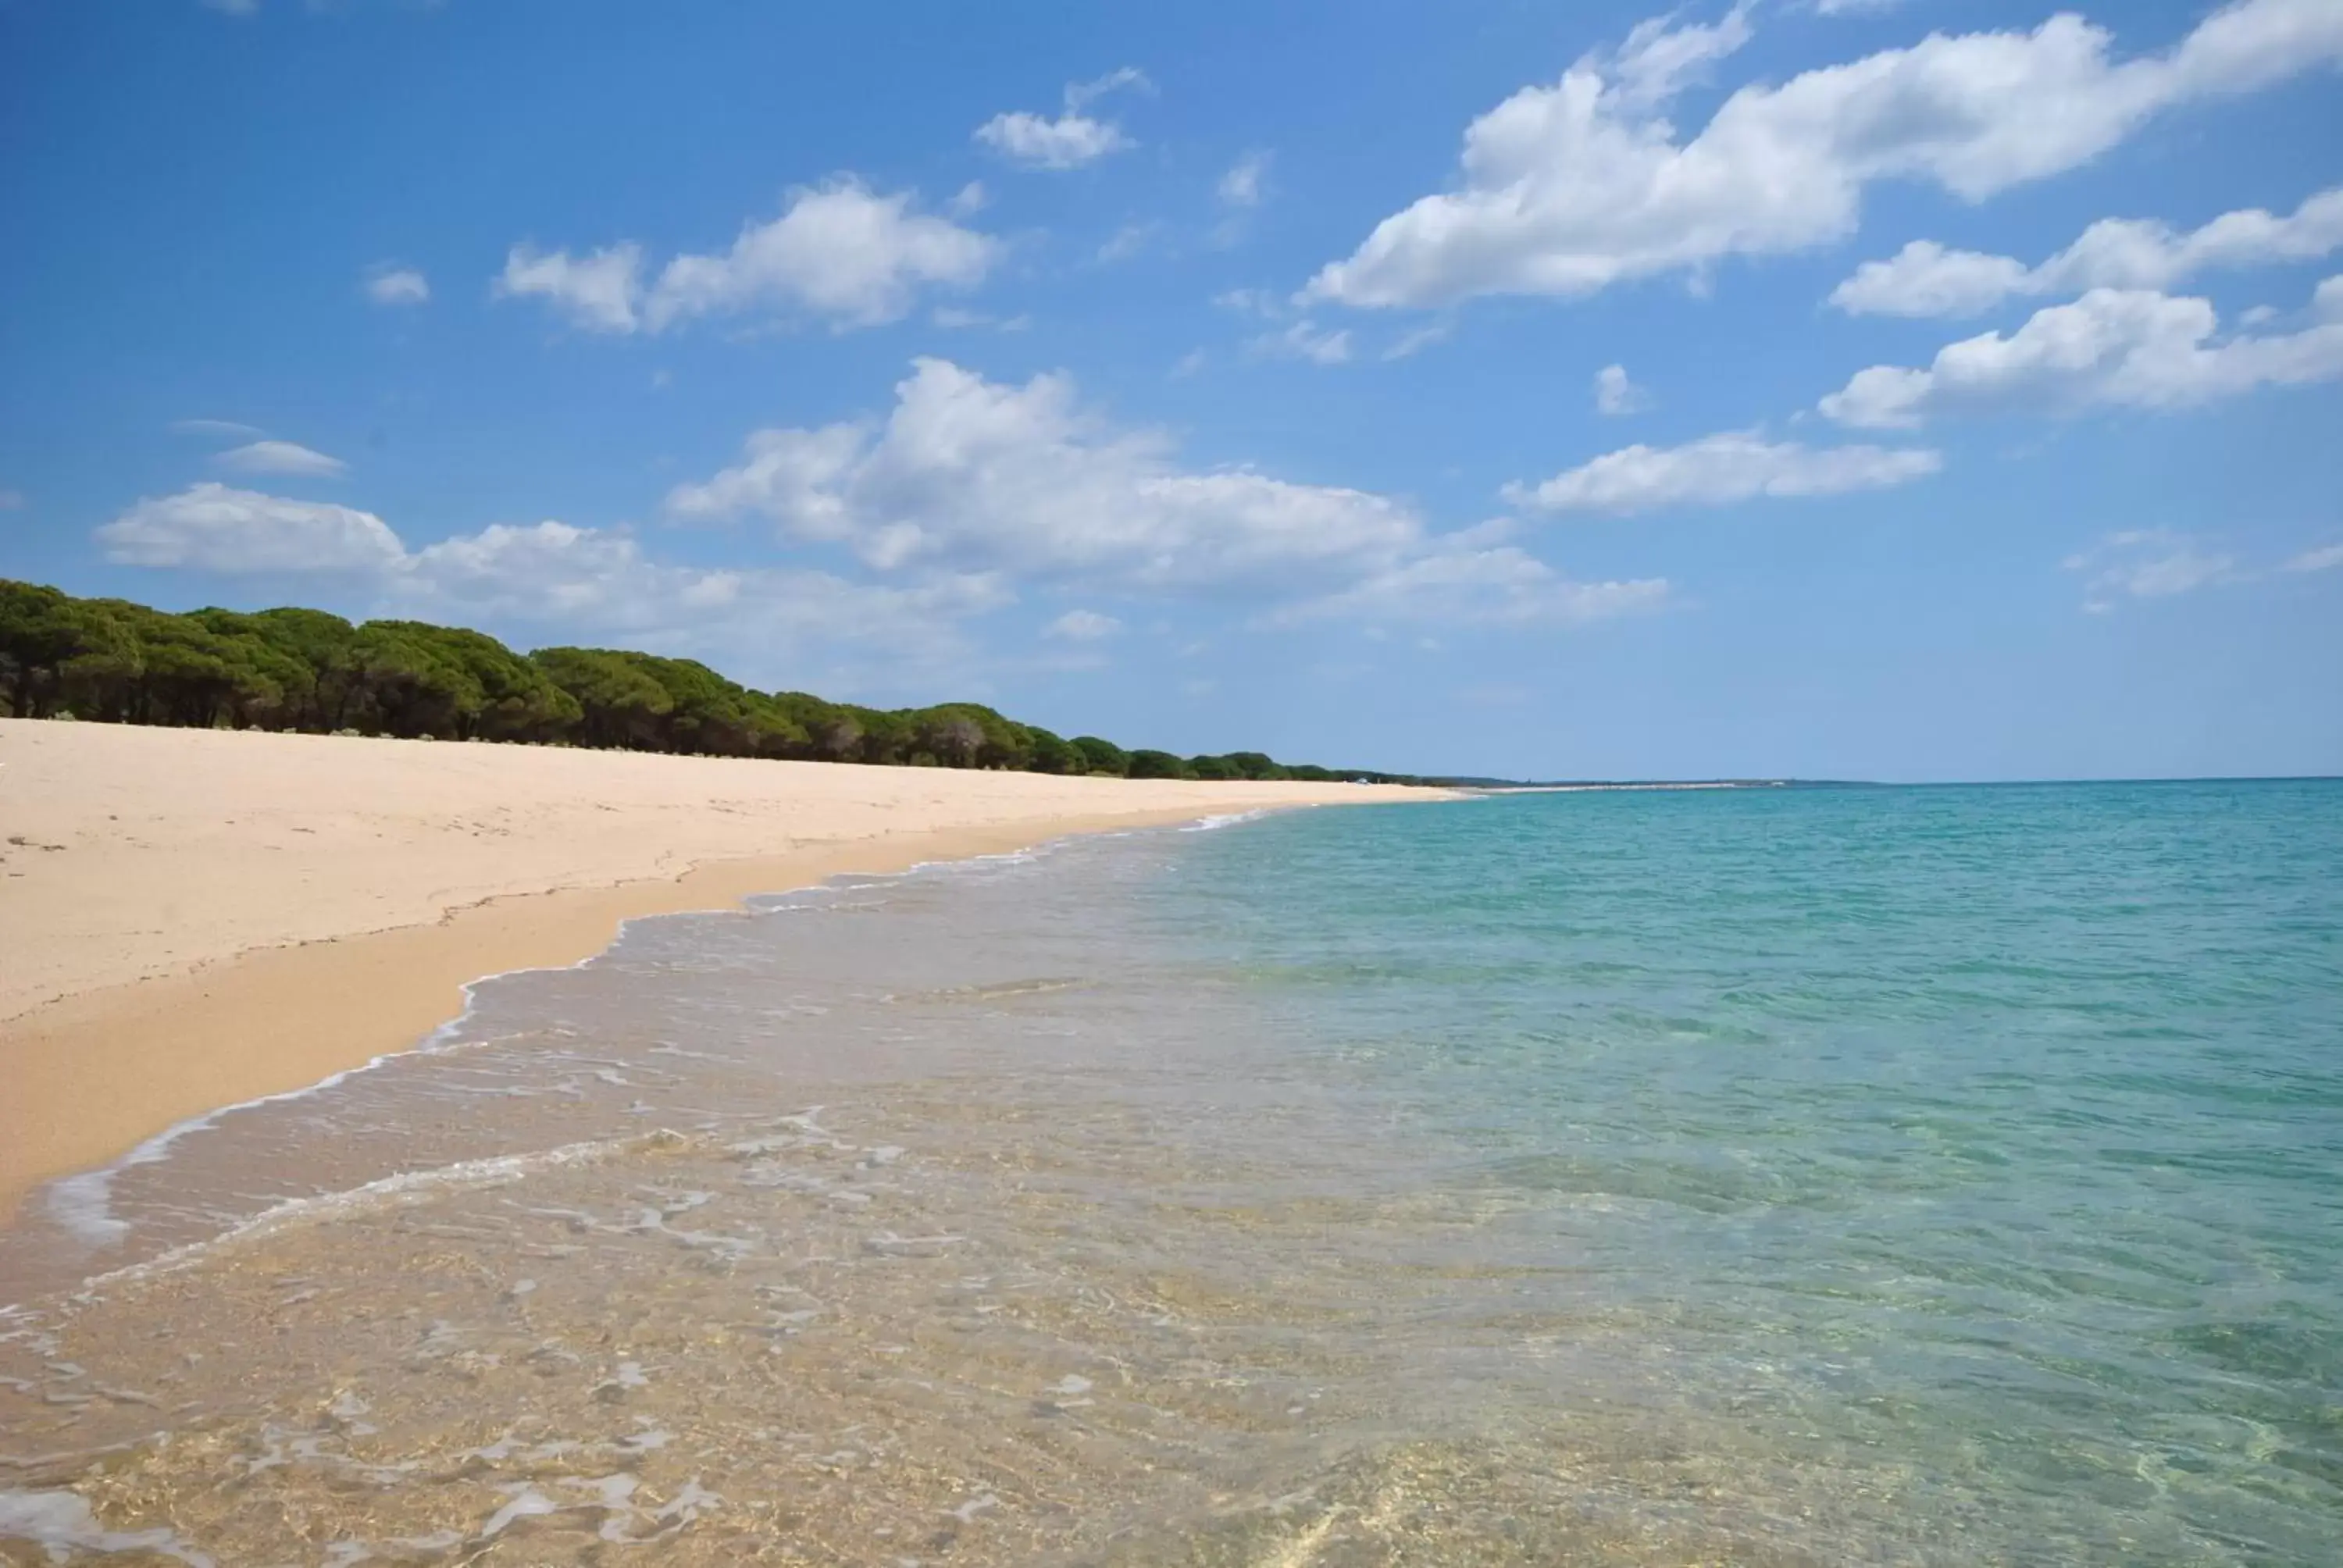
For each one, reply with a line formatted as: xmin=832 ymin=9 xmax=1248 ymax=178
xmin=389 ymin=519 xmax=1005 ymax=659
xmin=1828 ymin=243 xmax=2032 ymax=319
xmin=665 ymin=357 xmax=1656 ymax=629
xmin=976 ymin=67 xmax=1150 ymax=170
xmin=2285 ymin=540 xmax=2343 ymax=573
xmin=215 ymin=439 xmax=347 ymax=478
xmin=1820 ymin=276 xmax=2343 ymax=427
xmin=650 ymin=181 xmax=993 ymax=329
xmin=1509 ymin=431 xmax=1942 ymax=514
xmin=394 ymin=520 xmax=742 ymax=628
xmin=497 ymin=181 xmax=994 ymax=334
xmin=665 ymin=357 xmax=1417 ymax=593
xmin=96 ymin=483 xmax=405 ymax=574
xmin=1307 ymin=0 xmax=2343 ymax=310
xmin=496 ymin=242 xmax=646 ymax=333
xmin=364 ymin=264 xmax=430 ymax=307
xmin=1831 ymin=185 xmax=2343 ymax=316
xmin=93 ymin=486 xmax=1003 ymax=689
xmin=978 ymin=111 xmax=1130 ymax=169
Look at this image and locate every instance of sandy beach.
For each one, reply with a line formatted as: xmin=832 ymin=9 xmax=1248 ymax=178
xmin=0 ymin=718 xmax=1439 ymax=1221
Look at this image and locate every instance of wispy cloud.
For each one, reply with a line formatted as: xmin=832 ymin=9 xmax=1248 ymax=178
xmin=932 ymin=306 xmax=1030 ymax=332
xmin=1097 ymin=222 xmax=1161 ymax=264
xmin=2063 ymin=529 xmax=2239 ymax=613
xmin=215 ymin=440 xmax=347 ymax=478
xmin=1250 ymin=320 xmax=1353 ymax=365
xmin=1509 ymin=431 xmax=1939 ymax=515
xmin=1382 ymin=323 xmax=1451 ymax=362
xmin=363 ymin=263 xmax=430 ymax=307
xmin=1593 ymin=363 xmax=1653 ymax=415
xmin=1218 ymin=151 xmax=1271 ymax=210
xmin=1045 ymin=608 xmax=1121 ymax=640
xmin=976 ymin=67 xmax=1151 ymax=170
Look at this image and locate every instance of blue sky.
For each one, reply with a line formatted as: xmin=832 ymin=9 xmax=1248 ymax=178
xmin=2 ymin=0 xmax=2339 ymax=781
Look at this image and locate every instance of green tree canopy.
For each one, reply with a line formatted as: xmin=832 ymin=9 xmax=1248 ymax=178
xmin=0 ymin=577 xmax=1405 ymax=782
xmin=1 ymin=582 xmax=137 ymax=719
xmin=1125 ymin=748 xmax=1190 ymax=780
xmin=1021 ymin=725 xmax=1079 ymax=775
xmin=1069 ymin=735 xmax=1129 ymax=777
xmin=530 ymin=647 xmax=676 ymax=750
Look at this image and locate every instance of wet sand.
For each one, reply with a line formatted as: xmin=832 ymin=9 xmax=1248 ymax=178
xmin=0 ymin=719 xmax=1441 ymax=1220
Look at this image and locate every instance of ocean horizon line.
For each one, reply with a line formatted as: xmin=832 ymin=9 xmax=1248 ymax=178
xmin=1460 ymin=772 xmax=2343 ymax=789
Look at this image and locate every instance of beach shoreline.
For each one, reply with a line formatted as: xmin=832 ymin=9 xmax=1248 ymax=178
xmin=0 ymin=718 xmax=1447 ymax=1223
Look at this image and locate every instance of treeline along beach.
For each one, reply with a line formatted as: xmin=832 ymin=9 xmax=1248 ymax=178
xmin=0 ymin=579 xmax=1414 ymax=783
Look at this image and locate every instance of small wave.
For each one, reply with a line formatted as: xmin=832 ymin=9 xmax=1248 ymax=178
xmin=37 ymin=818 xmax=1166 ymax=1261
xmin=69 ymin=1129 xmax=691 ymax=1300
xmin=45 ymin=1025 xmax=482 ymax=1253
xmin=892 ymin=977 xmax=1086 ymax=1005
xmin=1182 ymin=809 xmax=1277 ymax=832
xmin=38 ymin=946 xmax=629 ymax=1255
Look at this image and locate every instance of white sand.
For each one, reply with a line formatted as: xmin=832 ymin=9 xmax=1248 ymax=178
xmin=0 ymin=719 xmax=1444 ymax=1216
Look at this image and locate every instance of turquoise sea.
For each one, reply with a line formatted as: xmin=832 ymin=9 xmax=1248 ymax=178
xmin=1163 ymin=780 xmax=2343 ymax=1560
xmin=2 ymin=781 xmax=2338 ymax=1563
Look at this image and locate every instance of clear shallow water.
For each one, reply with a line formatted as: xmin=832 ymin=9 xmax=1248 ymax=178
xmin=2 ymin=782 xmax=2338 ymax=1564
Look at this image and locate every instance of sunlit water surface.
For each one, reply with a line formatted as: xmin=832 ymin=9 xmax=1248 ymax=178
xmin=2 ymin=782 xmax=2338 ymax=1565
